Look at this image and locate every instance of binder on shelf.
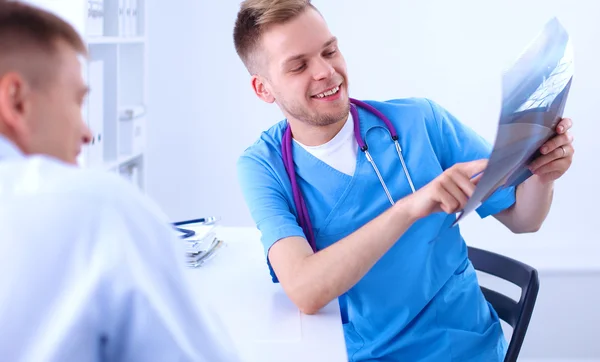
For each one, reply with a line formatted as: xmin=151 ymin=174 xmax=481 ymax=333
xmin=128 ymin=0 xmax=137 ymax=37
xmin=86 ymin=0 xmax=104 ymax=37
xmin=115 ymin=0 xmax=140 ymax=37
xmin=125 ymin=0 xmax=132 ymax=37
xmin=118 ymin=0 xmax=126 ymax=37
xmin=118 ymin=104 xmax=146 ymax=156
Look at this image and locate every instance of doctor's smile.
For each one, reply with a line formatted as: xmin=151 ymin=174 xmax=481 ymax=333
xmin=311 ymin=83 xmax=343 ymax=101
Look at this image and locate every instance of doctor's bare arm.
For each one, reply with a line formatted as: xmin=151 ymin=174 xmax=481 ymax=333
xmin=242 ymin=158 xmax=486 ymax=315
xmin=492 ymin=174 xmax=554 ymax=233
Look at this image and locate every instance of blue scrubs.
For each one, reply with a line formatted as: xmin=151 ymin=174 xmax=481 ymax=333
xmin=237 ymin=98 xmax=516 ymax=361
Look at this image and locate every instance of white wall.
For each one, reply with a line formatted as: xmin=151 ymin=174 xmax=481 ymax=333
xmin=146 ymin=0 xmax=599 ymax=359
xmin=146 ymin=0 xmax=277 ymax=224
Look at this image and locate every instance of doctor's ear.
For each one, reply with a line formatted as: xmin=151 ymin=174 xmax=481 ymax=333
xmin=251 ymin=75 xmax=275 ymax=104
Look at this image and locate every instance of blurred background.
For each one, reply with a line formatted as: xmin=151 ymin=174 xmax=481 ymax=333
xmin=22 ymin=0 xmax=600 ymax=360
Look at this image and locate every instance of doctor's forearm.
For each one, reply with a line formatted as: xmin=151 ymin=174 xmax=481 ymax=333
xmin=289 ymin=198 xmax=418 ymax=314
xmin=496 ymin=175 xmax=554 ymax=233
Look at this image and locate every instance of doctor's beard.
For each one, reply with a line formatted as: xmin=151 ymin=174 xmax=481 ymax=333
xmin=278 ymin=97 xmax=350 ymax=128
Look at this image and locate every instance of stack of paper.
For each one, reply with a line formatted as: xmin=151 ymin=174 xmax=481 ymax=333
xmin=174 ymin=218 xmax=225 ymax=267
xmin=184 ymin=229 xmax=225 ymax=268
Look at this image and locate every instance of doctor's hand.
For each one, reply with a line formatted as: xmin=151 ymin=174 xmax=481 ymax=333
xmin=528 ymin=117 xmax=574 ymax=184
xmin=405 ymin=159 xmax=487 ymax=220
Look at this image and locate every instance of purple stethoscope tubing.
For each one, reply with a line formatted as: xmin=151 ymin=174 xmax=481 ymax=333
xmin=281 ymin=98 xmax=416 ymax=252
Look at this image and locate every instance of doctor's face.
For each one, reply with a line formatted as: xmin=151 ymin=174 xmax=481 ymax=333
xmin=21 ymin=41 xmax=91 ymax=165
xmin=254 ymin=8 xmax=350 ymax=127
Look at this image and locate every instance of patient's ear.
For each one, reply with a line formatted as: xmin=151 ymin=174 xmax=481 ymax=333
xmin=251 ymin=75 xmax=275 ymax=104
xmin=0 ymin=72 xmax=30 ymax=135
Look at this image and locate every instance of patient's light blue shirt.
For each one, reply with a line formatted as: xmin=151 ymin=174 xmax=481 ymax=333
xmin=237 ymin=98 xmax=516 ymax=361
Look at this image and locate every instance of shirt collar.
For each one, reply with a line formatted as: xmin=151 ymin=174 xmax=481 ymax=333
xmin=0 ymin=134 xmax=25 ymax=160
xmin=355 ymin=100 xmax=387 ymax=139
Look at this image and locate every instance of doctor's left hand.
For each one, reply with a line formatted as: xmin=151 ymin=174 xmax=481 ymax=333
xmin=528 ymin=117 xmax=574 ymax=184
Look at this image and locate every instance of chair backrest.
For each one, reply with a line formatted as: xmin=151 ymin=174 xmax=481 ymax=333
xmin=467 ymin=246 xmax=540 ymax=362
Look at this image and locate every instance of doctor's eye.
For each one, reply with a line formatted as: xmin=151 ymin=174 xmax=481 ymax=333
xmin=290 ymin=64 xmax=306 ymax=73
xmin=324 ymin=48 xmax=338 ymax=57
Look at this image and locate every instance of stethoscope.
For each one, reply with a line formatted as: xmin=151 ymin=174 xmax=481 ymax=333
xmin=281 ymin=98 xmax=416 ymax=252
xmin=172 ymin=216 xmax=219 ymax=239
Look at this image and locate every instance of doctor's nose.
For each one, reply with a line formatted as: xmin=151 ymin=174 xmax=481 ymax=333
xmin=312 ymin=59 xmax=335 ymax=81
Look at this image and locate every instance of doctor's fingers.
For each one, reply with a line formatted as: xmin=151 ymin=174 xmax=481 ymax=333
xmin=531 ymin=156 xmax=572 ymax=177
xmin=438 ymin=167 xmax=478 ymax=196
xmin=439 ymin=180 xmax=469 ymax=212
xmin=540 ymin=131 xmax=574 ymax=155
xmin=435 ymin=187 xmax=462 ymax=214
xmin=556 ymin=117 xmax=573 ymax=134
xmin=471 ymin=172 xmax=484 ymax=185
xmin=530 ymin=143 xmax=575 ymax=173
xmin=451 ymin=159 xmax=488 ymax=178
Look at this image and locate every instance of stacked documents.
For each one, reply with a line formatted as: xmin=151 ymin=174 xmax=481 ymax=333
xmin=173 ymin=217 xmax=225 ymax=267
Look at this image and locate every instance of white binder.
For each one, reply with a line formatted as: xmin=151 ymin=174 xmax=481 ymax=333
xmin=86 ymin=0 xmax=104 ymax=37
xmin=118 ymin=0 xmax=126 ymax=36
xmin=129 ymin=0 xmax=138 ymax=36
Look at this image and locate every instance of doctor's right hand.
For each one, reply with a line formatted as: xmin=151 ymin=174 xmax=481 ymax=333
xmin=404 ymin=159 xmax=487 ymax=219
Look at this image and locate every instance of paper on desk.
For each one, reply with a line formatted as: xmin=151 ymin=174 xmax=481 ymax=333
xmin=453 ymin=17 xmax=574 ymax=226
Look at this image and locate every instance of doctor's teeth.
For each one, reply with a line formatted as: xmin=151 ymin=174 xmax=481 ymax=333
xmin=316 ymin=86 xmax=339 ymax=98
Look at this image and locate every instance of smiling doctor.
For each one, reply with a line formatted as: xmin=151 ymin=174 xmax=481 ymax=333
xmin=233 ymin=0 xmax=575 ymax=361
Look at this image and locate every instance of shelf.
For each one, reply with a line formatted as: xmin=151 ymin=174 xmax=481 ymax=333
xmin=79 ymin=0 xmax=148 ymax=192
xmin=104 ymin=151 xmax=144 ymax=171
xmin=86 ymin=36 xmax=147 ymax=45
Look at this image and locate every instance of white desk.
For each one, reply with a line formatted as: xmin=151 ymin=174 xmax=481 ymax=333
xmin=184 ymin=226 xmax=348 ymax=362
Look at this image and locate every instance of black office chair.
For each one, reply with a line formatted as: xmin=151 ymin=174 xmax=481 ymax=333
xmin=468 ymin=246 xmax=540 ymax=362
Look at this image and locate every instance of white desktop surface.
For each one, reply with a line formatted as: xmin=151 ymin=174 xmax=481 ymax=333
xmin=183 ymin=226 xmax=348 ymax=362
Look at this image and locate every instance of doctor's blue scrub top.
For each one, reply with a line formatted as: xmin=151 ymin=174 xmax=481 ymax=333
xmin=237 ymin=98 xmax=516 ymax=362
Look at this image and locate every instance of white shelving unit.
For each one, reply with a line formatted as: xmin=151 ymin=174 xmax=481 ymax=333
xmin=21 ymin=0 xmax=148 ymax=191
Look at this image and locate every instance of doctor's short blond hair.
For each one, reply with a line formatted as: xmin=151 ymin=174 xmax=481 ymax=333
xmin=233 ymin=0 xmax=318 ymax=74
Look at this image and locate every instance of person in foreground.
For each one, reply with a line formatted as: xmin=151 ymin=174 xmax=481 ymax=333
xmin=0 ymin=2 xmax=240 ymax=361
xmin=233 ymin=0 xmax=575 ymax=361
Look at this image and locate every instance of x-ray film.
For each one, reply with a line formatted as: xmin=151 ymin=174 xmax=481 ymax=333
xmin=454 ymin=17 xmax=574 ymax=225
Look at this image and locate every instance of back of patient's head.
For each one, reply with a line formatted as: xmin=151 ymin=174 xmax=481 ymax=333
xmin=0 ymin=1 xmax=86 ymax=88
xmin=0 ymin=1 xmax=91 ymax=164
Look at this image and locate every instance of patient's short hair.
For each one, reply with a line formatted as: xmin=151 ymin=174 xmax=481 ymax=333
xmin=233 ymin=0 xmax=316 ymax=74
xmin=0 ymin=1 xmax=87 ymax=86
